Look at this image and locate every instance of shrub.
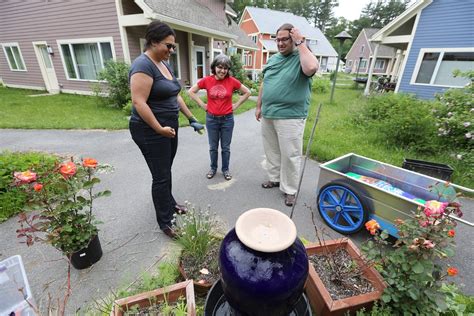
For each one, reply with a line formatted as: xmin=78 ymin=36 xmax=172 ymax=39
xmin=360 ymin=93 xmax=438 ymax=151
xmin=433 ymin=70 xmax=473 ymax=151
xmin=0 ymin=151 xmax=59 ymax=222
xmin=312 ymin=77 xmax=331 ymax=94
xmin=122 ymin=100 xmax=132 ymax=116
xmin=362 ymin=184 xmax=463 ymax=314
xmin=230 ymin=54 xmax=246 ymax=84
xmin=96 ymin=60 xmax=131 ymax=109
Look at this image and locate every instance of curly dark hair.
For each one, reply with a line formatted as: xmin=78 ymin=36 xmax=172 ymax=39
xmin=144 ymin=20 xmax=176 ymax=50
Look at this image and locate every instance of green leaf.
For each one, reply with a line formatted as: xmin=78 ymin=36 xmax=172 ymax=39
xmin=443 ymin=247 xmax=455 ymax=257
xmin=407 ymin=288 xmax=419 ymax=300
xmin=381 ymin=293 xmax=391 ymax=303
xmin=412 ymin=262 xmax=424 ymax=274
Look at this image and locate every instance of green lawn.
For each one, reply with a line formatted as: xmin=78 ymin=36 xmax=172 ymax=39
xmin=0 ymin=87 xmax=129 ymax=129
xmin=0 ymin=86 xmax=255 ymax=129
xmin=306 ymin=85 xmax=472 ymax=188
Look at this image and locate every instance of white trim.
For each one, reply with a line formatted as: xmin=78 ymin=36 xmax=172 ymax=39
xmin=380 ymin=35 xmax=411 ymax=45
xmin=1 ymin=42 xmax=27 ymax=71
xmin=4 ymin=83 xmax=45 ymax=91
xmin=170 ymin=43 xmax=182 ymax=80
xmin=395 ymin=10 xmax=421 ymax=93
xmin=119 ymin=13 xmax=149 ymax=27
xmin=60 ymin=88 xmax=98 ymax=96
xmin=115 ymin=0 xmax=131 ymax=63
xmin=410 ymin=47 xmax=474 ymax=87
xmin=56 ymin=37 xmax=116 ymax=82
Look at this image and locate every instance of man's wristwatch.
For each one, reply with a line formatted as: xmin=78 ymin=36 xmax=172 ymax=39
xmin=295 ymin=39 xmax=304 ymax=46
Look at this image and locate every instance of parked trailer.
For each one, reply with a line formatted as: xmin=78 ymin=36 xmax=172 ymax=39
xmin=316 ymin=153 xmax=473 ymax=237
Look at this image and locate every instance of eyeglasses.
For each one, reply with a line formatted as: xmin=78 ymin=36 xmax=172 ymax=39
xmin=216 ymin=65 xmax=229 ymax=71
xmin=159 ymin=42 xmax=176 ymax=50
xmin=275 ymin=37 xmax=291 ymax=43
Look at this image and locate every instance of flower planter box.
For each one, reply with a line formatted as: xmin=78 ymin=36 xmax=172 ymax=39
xmin=305 ymin=238 xmax=386 ymax=316
xmin=112 ymin=280 xmax=196 ymax=316
xmin=178 ymin=260 xmax=213 ymax=296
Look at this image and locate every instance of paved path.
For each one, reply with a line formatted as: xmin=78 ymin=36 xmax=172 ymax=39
xmin=0 ymin=110 xmax=472 ymax=313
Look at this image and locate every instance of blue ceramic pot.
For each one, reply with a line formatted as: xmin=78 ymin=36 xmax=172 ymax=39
xmin=219 ymin=228 xmax=308 ymax=316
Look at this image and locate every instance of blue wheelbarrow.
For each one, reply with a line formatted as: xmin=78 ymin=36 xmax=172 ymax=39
xmin=316 ymin=153 xmax=473 ymax=237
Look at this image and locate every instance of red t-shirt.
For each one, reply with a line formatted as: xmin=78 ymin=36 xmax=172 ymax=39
xmin=197 ymin=76 xmax=241 ymax=115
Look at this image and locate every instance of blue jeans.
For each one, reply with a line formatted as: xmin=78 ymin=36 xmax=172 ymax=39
xmin=206 ymin=113 xmax=234 ymax=172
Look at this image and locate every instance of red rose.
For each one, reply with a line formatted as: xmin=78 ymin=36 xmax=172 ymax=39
xmin=447 ymin=229 xmax=455 ymax=238
xmin=447 ymin=267 xmax=458 ymax=276
xmin=33 ymin=183 xmax=43 ymax=192
xmin=59 ymin=161 xmax=77 ymax=178
xmin=82 ymin=158 xmax=98 ymax=168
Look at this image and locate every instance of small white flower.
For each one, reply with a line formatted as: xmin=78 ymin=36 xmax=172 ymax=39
xmin=463 ymin=122 xmax=471 ymax=127
xmin=200 ymin=268 xmax=209 ymax=275
xmin=447 ymin=112 xmax=453 ymax=117
xmin=465 ymin=132 xmax=472 ymax=139
xmin=456 ymin=154 xmax=463 ymax=160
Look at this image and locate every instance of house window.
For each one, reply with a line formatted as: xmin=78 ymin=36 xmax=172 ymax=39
xmin=270 ymin=34 xmax=276 ymax=39
xmin=307 ymin=39 xmax=317 ymax=52
xmin=250 ymin=35 xmax=258 ymax=44
xmin=2 ymin=43 xmax=26 ymax=71
xmin=360 ymin=59 xmax=367 ymax=68
xmin=58 ymin=38 xmax=114 ymax=80
xmin=374 ymin=59 xmax=385 ymax=69
xmin=167 ymin=43 xmax=181 ymax=79
xmin=247 ymin=54 xmax=253 ymax=67
xmin=347 ymin=60 xmax=353 ymax=67
xmin=360 ymin=45 xmax=365 ymax=54
xmin=414 ymin=50 xmax=474 ymax=87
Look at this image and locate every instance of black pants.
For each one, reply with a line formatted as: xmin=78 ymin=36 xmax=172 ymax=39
xmin=129 ymin=115 xmax=179 ymax=230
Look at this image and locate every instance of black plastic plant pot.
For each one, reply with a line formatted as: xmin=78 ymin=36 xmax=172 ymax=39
xmin=402 ymin=158 xmax=453 ymax=181
xmin=70 ymin=234 xmax=103 ymax=269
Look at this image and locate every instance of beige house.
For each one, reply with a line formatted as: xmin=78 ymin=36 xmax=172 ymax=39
xmin=0 ymin=0 xmax=257 ymax=94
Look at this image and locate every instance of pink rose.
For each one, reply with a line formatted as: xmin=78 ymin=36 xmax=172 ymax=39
xmin=424 ymin=200 xmax=448 ymax=218
xmin=14 ymin=170 xmax=37 ymax=184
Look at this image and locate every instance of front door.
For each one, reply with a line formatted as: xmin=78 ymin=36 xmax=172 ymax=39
xmin=33 ymin=42 xmax=59 ymax=93
xmin=192 ymin=46 xmax=205 ymax=85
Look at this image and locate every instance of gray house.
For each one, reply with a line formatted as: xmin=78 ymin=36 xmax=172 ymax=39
xmin=0 ymin=0 xmax=256 ymax=94
xmin=345 ymin=28 xmax=397 ymax=76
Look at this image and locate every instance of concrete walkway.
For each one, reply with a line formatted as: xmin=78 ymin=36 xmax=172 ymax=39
xmin=0 ymin=110 xmax=472 ymax=313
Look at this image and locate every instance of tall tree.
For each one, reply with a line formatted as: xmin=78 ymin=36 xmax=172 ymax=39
xmin=349 ymin=0 xmax=410 ymax=39
xmin=325 ymin=17 xmax=352 ymax=60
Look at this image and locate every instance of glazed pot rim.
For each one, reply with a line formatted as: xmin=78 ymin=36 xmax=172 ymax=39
xmin=235 ymin=208 xmax=297 ymax=252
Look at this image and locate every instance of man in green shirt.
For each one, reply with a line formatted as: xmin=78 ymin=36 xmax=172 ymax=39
xmin=256 ymin=23 xmax=319 ymax=207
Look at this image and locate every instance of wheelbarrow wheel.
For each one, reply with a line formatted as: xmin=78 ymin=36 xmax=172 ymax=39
xmin=317 ymin=180 xmax=369 ymax=234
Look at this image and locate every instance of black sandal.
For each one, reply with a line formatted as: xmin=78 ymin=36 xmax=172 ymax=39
xmin=262 ymin=181 xmax=280 ymax=189
xmin=207 ymin=169 xmax=216 ymax=179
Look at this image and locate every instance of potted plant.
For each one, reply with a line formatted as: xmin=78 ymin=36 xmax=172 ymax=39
xmin=305 ymin=237 xmax=386 ymax=316
xmin=14 ymin=157 xmax=112 ymax=269
xmin=173 ymin=204 xmax=224 ymax=295
xmin=112 ymin=280 xmax=196 ymax=316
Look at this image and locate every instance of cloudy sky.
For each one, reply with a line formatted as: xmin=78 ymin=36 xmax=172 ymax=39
xmin=334 ymin=0 xmax=416 ymax=21
xmin=333 ymin=0 xmax=371 ymax=21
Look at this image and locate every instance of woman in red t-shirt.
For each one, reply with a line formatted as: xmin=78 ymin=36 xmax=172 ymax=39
xmin=188 ymin=55 xmax=250 ymax=180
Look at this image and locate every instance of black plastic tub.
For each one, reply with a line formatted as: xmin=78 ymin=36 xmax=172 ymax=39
xmin=402 ymin=158 xmax=453 ymax=181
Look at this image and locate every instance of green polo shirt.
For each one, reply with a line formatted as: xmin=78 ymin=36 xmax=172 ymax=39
xmin=261 ymin=50 xmax=313 ymax=119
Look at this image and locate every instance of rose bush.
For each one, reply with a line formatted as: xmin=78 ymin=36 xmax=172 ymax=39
xmin=14 ymin=157 xmax=112 ymax=256
xmin=362 ymin=183 xmax=463 ymax=315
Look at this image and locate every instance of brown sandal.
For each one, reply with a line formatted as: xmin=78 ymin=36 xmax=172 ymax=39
xmin=262 ymin=181 xmax=280 ymax=189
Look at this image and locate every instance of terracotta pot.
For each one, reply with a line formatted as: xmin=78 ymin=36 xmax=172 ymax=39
xmin=70 ymin=234 xmax=102 ymax=270
xmin=112 ymin=280 xmax=196 ymax=316
xmin=305 ymin=238 xmax=386 ymax=316
xmin=178 ymin=260 xmax=213 ymax=296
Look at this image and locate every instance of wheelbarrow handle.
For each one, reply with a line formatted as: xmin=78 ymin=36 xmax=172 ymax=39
xmin=450 ymin=183 xmax=474 ymax=194
xmin=449 ymin=215 xmax=474 ymax=227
